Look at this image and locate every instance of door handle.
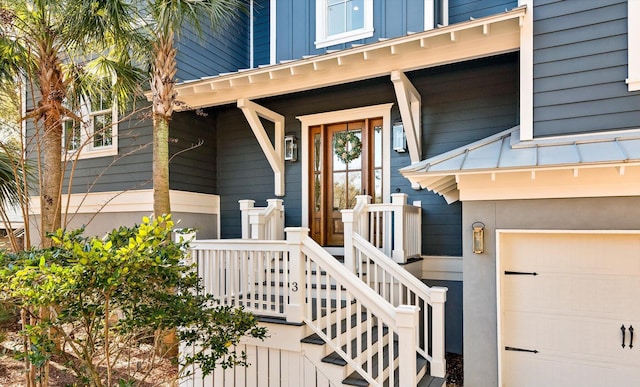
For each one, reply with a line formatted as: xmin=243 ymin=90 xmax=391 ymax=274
xmin=621 ymin=325 xmax=626 ymax=348
xmin=630 ymin=325 xmax=634 ymax=349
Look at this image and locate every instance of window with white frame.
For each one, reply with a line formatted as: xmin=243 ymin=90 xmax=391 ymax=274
xmin=315 ymin=0 xmax=373 ymax=49
xmin=628 ymin=0 xmax=640 ymax=91
xmin=63 ymin=93 xmax=118 ymax=158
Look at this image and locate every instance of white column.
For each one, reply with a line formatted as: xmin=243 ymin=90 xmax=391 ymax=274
xmin=285 ymin=227 xmax=308 ymax=323
xmin=397 ymin=305 xmax=419 ymax=387
xmin=430 ymin=287 xmax=448 ymax=378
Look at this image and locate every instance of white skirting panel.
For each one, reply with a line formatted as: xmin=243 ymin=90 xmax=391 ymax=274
xmin=180 ymin=343 xmax=337 ymax=387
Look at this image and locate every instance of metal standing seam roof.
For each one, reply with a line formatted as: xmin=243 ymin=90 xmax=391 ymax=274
xmin=400 ymin=126 xmax=640 ymax=203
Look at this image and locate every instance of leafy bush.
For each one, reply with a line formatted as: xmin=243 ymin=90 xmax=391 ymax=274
xmin=0 ymin=215 xmax=266 ymax=386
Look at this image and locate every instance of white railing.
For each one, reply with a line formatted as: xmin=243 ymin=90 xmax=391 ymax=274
xmin=188 ymin=228 xmax=426 ymax=386
xmin=189 ymin=239 xmax=289 ymax=318
xmin=344 ymin=193 xmax=421 ymax=264
xmin=239 ymin=199 xmax=285 ymax=240
xmin=350 ymin=233 xmax=447 ymax=377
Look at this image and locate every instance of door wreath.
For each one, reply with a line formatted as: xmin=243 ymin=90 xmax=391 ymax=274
xmin=333 ymin=132 xmax=362 ymax=163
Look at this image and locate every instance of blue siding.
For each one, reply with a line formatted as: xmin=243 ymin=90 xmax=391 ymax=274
xmin=533 ymin=0 xmax=640 ymax=136
xmin=273 ymin=0 xmax=517 ymax=61
xmin=449 ymin=0 xmax=517 ymax=24
xmin=210 ymin=53 xmax=517 ymax=256
xmin=175 ymin=13 xmax=249 ymax=81
xmin=253 ymin=0 xmax=271 ymax=66
xmin=169 ymin=111 xmax=217 ymax=194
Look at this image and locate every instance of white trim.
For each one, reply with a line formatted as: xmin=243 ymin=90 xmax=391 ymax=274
xmin=64 ymin=98 xmax=119 ymax=160
xmin=495 ymin=229 xmax=640 ymax=387
xmin=297 ymin=103 xmax=393 ymax=229
xmin=315 ymin=0 xmax=374 ymax=49
xmin=270 ymin=0 xmax=276 ymax=65
xmin=29 ymin=189 xmax=220 ymax=215
xmin=237 ymin=99 xmax=285 ymax=196
xmin=250 ymin=0 xmax=255 ymax=68
xmin=518 ymin=0 xmax=533 ymax=140
xmin=424 ymin=0 xmax=449 ymax=30
xmin=391 ymin=70 xmax=422 ymax=164
xmin=627 ymin=0 xmax=640 ymax=91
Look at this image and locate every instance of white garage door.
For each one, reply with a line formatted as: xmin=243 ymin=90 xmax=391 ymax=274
xmin=499 ymin=232 xmax=640 ymax=387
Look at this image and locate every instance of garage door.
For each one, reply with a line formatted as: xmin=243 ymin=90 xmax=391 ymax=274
xmin=499 ymin=232 xmax=640 ymax=387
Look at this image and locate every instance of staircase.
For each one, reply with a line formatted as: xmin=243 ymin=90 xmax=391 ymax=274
xmin=181 ymin=195 xmax=447 ymax=387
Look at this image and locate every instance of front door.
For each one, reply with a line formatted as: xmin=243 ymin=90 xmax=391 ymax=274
xmin=309 ymin=118 xmax=383 ymax=246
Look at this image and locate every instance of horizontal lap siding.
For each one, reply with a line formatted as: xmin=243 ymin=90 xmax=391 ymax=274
xmin=533 ymin=0 xmax=640 ymax=136
xmin=65 ymin=109 xmax=153 ymax=194
xmin=169 ymin=111 xmax=217 ymax=194
xmin=449 ymin=0 xmax=518 ymax=24
xmin=175 ymin=15 xmax=249 ymax=82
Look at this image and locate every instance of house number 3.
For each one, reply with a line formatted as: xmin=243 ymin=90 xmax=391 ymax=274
xmin=291 ymin=282 xmax=298 ymax=292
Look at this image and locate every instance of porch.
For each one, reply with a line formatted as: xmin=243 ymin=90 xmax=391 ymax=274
xmin=180 ymin=194 xmax=447 ymax=387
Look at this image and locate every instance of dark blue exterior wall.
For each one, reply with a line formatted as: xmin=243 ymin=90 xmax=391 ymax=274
xmin=175 ymin=12 xmax=250 ymax=82
xmin=533 ymin=0 xmax=640 ymax=136
xmin=273 ymin=0 xmax=518 ymax=61
xmin=212 ymin=53 xmax=518 ymax=256
xmin=253 ymin=0 xmax=271 ymax=67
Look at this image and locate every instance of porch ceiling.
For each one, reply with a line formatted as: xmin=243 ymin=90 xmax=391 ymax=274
xmin=164 ymin=6 xmax=526 ymax=110
xmin=400 ymin=127 xmax=640 ymax=203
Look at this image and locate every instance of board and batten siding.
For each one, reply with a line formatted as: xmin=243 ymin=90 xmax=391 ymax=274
xmin=533 ymin=0 xmax=640 ymax=136
xmin=252 ymin=0 xmax=271 ymax=67
xmin=272 ymin=0 xmax=517 ymax=61
xmin=175 ymin=14 xmax=250 ymax=82
xmin=212 ymin=53 xmax=517 ymax=256
xmin=169 ymin=111 xmax=217 ymax=194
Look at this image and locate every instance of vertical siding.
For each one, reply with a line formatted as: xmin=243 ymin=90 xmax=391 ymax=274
xmin=449 ymin=0 xmax=518 ymax=24
xmin=169 ymin=111 xmax=217 ymax=194
xmin=175 ymin=13 xmax=250 ymax=82
xmin=273 ymin=0 xmax=517 ymax=61
xmin=253 ymin=0 xmax=271 ymax=66
xmin=533 ymin=0 xmax=640 ymax=136
xmin=212 ymin=53 xmax=517 ymax=255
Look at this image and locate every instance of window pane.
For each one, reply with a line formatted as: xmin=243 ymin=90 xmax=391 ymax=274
xmin=373 ymin=125 xmax=382 ymax=168
xmin=91 ymin=92 xmax=112 ymax=112
xmin=348 ymin=170 xmax=361 ymax=208
xmin=327 ymin=2 xmax=346 ymax=36
xmin=373 ymin=169 xmax=382 ymax=203
xmin=93 ymin=114 xmax=113 ymax=148
xmin=333 ymin=172 xmax=346 ymax=210
xmin=347 ymin=0 xmax=364 ymax=30
xmin=314 ymin=133 xmax=322 ymax=212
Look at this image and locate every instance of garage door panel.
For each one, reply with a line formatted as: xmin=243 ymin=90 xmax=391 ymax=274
xmin=500 ymin=232 xmax=640 ymax=386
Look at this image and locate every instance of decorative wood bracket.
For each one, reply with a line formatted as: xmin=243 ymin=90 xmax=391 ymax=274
xmin=237 ymin=99 xmax=285 ymax=196
xmin=391 ymin=70 xmax=422 ymax=164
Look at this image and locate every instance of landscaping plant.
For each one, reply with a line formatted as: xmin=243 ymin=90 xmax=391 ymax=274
xmin=0 ymin=215 xmax=266 ymax=386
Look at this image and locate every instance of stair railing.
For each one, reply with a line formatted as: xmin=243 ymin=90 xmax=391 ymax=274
xmin=287 ymin=227 xmax=420 ymax=387
xmin=346 ymin=194 xmax=421 ymax=264
xmin=239 ymin=199 xmax=285 ymax=240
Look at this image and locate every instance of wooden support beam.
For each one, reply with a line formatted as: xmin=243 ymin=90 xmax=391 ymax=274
xmin=391 ymin=70 xmax=422 ymax=164
xmin=237 ymin=99 xmax=285 ymax=196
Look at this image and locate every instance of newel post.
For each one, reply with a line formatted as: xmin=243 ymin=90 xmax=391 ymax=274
xmin=285 ymin=227 xmax=308 ymax=323
xmin=239 ymin=199 xmax=255 ymax=239
xmin=430 ymin=287 xmax=448 ymax=378
xmin=397 ymin=305 xmax=419 ymax=387
xmin=391 ymin=193 xmax=408 ymax=263
xmin=342 ymin=209 xmax=356 ymax=274
xmin=267 ymin=198 xmax=285 ymax=240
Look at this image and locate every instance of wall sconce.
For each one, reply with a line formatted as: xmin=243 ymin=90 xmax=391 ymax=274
xmin=472 ymin=222 xmax=485 ymax=254
xmin=392 ymin=122 xmax=406 ymax=152
xmin=284 ymin=134 xmax=297 ymax=162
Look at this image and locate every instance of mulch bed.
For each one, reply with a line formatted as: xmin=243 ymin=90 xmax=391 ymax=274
xmin=446 ymin=352 xmax=464 ymax=386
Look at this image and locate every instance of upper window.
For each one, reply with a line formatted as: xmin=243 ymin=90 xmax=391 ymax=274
xmin=64 ymin=93 xmax=118 ymax=159
xmin=628 ymin=0 xmax=640 ymax=91
xmin=315 ymin=0 xmax=373 ymax=49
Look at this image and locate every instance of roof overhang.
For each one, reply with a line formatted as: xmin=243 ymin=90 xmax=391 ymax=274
xmin=400 ymin=127 xmax=640 ymax=203
xmin=164 ymin=6 xmax=526 ymax=110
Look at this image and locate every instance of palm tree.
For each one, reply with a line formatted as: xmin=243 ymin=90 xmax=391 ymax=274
xmin=0 ymin=0 xmax=145 ymax=248
xmin=146 ymin=0 xmax=244 ymax=216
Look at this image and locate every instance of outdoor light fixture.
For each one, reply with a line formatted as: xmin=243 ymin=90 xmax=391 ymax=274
xmin=392 ymin=122 xmax=406 ymax=152
xmin=472 ymin=221 xmax=485 ymax=254
xmin=284 ymin=134 xmax=297 ymax=162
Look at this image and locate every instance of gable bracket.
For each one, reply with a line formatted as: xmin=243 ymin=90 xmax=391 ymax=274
xmin=237 ymin=98 xmax=285 ymax=196
xmin=391 ymin=70 xmax=422 ymax=164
